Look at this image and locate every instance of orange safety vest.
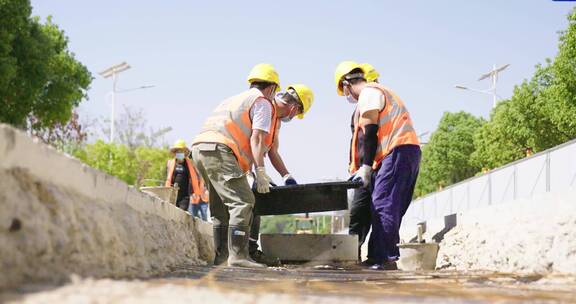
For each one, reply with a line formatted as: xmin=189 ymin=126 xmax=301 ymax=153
xmin=349 ymin=83 xmax=420 ymax=173
xmin=165 ymin=158 xmax=206 ymax=204
xmin=192 ymin=88 xmax=278 ymax=172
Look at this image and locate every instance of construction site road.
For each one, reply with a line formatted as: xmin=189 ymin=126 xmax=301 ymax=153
xmin=2 ymin=265 xmax=575 ymax=303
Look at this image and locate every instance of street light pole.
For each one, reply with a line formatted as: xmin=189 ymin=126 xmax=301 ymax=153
xmin=491 ymin=65 xmax=498 ymax=108
xmin=99 ymin=62 xmax=131 ymax=143
xmin=111 ymin=72 xmax=117 ymax=144
xmin=455 ymin=64 xmax=510 ymax=109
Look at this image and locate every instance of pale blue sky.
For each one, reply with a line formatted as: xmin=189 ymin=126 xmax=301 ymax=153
xmin=31 ymin=1 xmax=575 ymax=182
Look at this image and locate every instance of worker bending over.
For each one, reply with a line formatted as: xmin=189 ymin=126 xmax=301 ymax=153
xmin=335 ymin=61 xmax=421 ymax=270
xmin=249 ymin=83 xmax=314 ymax=265
xmin=192 ymin=64 xmax=312 ymax=268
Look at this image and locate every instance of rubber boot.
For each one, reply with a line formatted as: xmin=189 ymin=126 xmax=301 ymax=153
xmin=227 ymin=225 xmax=266 ymax=268
xmin=213 ymin=225 xmax=229 ymax=266
xmin=249 ymin=240 xmax=281 ymax=266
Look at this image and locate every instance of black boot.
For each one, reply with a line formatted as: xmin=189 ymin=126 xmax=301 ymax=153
xmin=249 ymin=238 xmax=280 ymax=266
xmin=213 ymin=225 xmax=229 ymax=266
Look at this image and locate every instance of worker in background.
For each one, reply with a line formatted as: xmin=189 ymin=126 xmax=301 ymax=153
xmin=191 ymin=64 xmax=312 ymax=268
xmin=335 ymin=61 xmax=421 ymax=270
xmin=165 ymin=139 xmax=205 ymax=212
xmin=189 ymin=186 xmax=209 ymax=221
xmin=347 ymin=63 xmax=379 ymax=265
xmin=249 ymin=84 xmax=314 ymax=265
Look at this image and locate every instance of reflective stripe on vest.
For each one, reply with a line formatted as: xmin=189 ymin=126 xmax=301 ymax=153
xmin=349 ymin=83 xmax=419 ymax=173
xmin=192 ymin=88 xmax=278 ymax=172
xmin=165 ymin=158 xmax=205 ymax=203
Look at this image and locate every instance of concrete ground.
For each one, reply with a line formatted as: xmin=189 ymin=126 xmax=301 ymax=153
xmin=2 ymin=265 xmax=576 ymax=304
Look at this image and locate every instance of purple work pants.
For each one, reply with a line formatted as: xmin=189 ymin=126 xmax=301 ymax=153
xmin=368 ymin=144 xmax=421 ymax=263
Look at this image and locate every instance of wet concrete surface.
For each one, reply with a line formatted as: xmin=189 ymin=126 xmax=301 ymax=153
xmin=157 ymin=264 xmax=576 ymax=303
xmin=2 ymin=264 xmax=576 ymax=303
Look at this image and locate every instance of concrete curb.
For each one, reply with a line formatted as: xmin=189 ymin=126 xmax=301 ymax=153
xmin=0 ymin=124 xmax=214 ymax=289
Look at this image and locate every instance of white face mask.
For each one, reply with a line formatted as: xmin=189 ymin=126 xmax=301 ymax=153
xmin=346 ymin=94 xmax=358 ymax=104
xmin=277 ymin=93 xmax=297 ymax=123
xmin=175 ymin=153 xmax=185 ymax=160
xmin=281 ymin=104 xmax=298 ymax=123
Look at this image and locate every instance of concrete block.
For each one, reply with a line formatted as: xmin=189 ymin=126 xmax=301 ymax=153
xmin=398 ymin=243 xmax=440 ymax=271
xmin=140 ymin=186 xmax=177 ymax=205
xmin=261 ymin=234 xmax=358 ymax=262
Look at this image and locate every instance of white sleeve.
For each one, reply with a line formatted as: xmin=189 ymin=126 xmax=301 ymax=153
xmin=357 ymin=87 xmax=385 ymax=116
xmin=249 ymin=98 xmax=273 ymax=133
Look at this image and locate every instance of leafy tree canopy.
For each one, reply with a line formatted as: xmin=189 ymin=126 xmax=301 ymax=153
xmin=0 ymin=0 xmax=92 ymax=129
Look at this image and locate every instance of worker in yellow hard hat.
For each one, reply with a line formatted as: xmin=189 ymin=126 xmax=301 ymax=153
xmin=335 ymin=61 xmax=421 ymax=270
xmin=360 ymin=63 xmax=380 ymax=83
xmin=248 ymin=83 xmax=314 ymax=265
xmin=165 ymin=139 xmax=207 ymax=213
xmin=347 ymin=63 xmax=380 ymax=265
xmin=191 ymin=64 xmax=314 ymax=268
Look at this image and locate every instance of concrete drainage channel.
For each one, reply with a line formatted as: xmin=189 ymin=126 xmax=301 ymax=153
xmin=2 ymin=123 xmax=576 ymax=303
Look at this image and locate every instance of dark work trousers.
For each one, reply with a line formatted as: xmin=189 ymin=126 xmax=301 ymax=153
xmin=348 ymin=185 xmax=375 ymax=261
xmin=176 ymin=196 xmax=190 ymax=211
xmin=369 ymin=145 xmax=421 ymax=263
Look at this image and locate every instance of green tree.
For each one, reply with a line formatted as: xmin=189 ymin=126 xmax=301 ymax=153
xmin=471 ymin=8 xmax=576 ymax=169
xmin=260 ymin=215 xmax=297 ymax=234
xmin=74 ymin=140 xmax=170 ymax=187
xmin=0 ymin=0 xmax=92 ymax=128
xmin=73 ymin=107 xmax=172 ymax=187
xmin=415 ymin=112 xmax=485 ymax=197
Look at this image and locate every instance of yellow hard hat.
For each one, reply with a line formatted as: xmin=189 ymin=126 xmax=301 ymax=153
xmin=247 ymin=63 xmax=281 ymax=90
xmin=360 ymin=63 xmax=380 ymax=82
xmin=170 ymin=139 xmax=188 ymax=152
xmin=287 ymin=84 xmax=314 ymax=119
xmin=334 ymin=61 xmax=364 ymax=96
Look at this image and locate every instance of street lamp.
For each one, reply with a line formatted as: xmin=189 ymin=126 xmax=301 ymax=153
xmin=99 ymin=62 xmax=131 ymax=143
xmin=418 ymin=131 xmax=430 ymax=145
xmin=455 ymin=64 xmax=510 ymax=109
xmin=116 ymin=85 xmax=155 ymax=93
xmin=103 ymin=84 xmax=155 ymax=128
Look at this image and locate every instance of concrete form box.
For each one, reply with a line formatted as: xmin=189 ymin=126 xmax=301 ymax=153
xmin=254 ymin=181 xmax=361 ymax=216
xmin=261 ymin=234 xmax=358 ymax=262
